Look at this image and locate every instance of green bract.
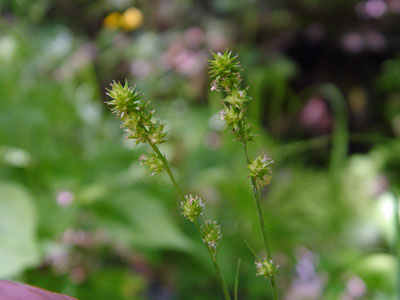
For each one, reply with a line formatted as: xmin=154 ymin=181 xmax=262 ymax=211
xmin=181 ymin=194 xmax=205 ymax=222
xmin=248 ymin=153 xmax=274 ymax=186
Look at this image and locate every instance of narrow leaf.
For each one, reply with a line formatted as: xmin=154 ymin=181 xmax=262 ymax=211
xmin=234 ymin=257 xmax=241 ymax=300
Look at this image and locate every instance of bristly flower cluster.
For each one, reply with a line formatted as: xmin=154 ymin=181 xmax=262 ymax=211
xmin=201 ymin=220 xmax=222 ymax=258
xmin=255 ymin=259 xmax=279 ymax=278
xmin=106 ymin=80 xmax=168 ymax=146
xmin=209 ymin=51 xmax=279 ymax=296
xmin=209 ymin=51 xmax=255 ymax=143
xmin=139 ymin=153 xmax=166 ymax=176
xmin=248 ymin=153 xmax=274 ymax=185
xmin=107 ymin=80 xmax=229 ymax=299
xmin=181 ymin=194 xmax=205 ymax=222
xmin=209 ymin=50 xmax=242 ymax=91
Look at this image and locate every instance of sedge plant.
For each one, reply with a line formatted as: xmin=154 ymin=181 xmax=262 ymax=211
xmin=209 ymin=50 xmax=279 ymax=299
xmin=106 ymin=81 xmax=231 ymax=300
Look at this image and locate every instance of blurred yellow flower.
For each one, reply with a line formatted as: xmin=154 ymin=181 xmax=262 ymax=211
xmin=120 ymin=7 xmax=144 ymax=31
xmin=103 ymin=12 xmax=121 ymax=30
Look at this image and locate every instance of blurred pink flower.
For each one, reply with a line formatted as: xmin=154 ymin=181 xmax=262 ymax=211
xmin=365 ymin=0 xmax=387 ymax=18
xmin=285 ymin=247 xmax=325 ymax=300
xmin=56 ymin=190 xmax=74 ymax=207
xmin=299 ymin=98 xmax=331 ymax=134
xmin=184 ymin=27 xmax=204 ymax=49
xmin=346 ymin=276 xmax=366 ymax=298
xmin=341 ymin=33 xmax=363 ymax=53
xmin=365 ymin=30 xmax=386 ymax=51
xmin=130 ymin=60 xmax=152 ymax=78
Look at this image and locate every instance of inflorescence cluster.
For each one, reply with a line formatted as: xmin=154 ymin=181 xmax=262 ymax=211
xmin=106 ymin=79 xmax=225 ymax=277
xmin=209 ymin=51 xmax=278 ymax=289
xmin=209 ymin=51 xmax=255 ymax=144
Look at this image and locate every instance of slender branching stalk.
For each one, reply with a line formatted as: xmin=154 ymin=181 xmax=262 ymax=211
xmin=106 ymin=80 xmax=231 ymax=300
xmin=209 ymin=50 xmax=279 ymax=299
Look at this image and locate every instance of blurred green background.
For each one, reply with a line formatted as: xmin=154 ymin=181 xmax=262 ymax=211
xmin=1 ymin=0 xmax=400 ymax=299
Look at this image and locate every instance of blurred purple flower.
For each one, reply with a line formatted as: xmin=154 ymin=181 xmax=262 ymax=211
xmin=365 ymin=30 xmax=386 ymax=51
xmin=355 ymin=0 xmax=387 ymax=18
xmin=346 ymin=276 xmax=366 ymax=298
xmin=365 ymin=0 xmax=387 ymax=18
xmin=130 ymin=60 xmax=152 ymax=78
xmin=299 ymin=98 xmax=331 ymax=134
xmin=62 ymin=229 xmax=93 ymax=248
xmin=285 ymin=247 xmax=325 ymax=300
xmin=341 ymin=33 xmax=363 ymax=53
xmin=184 ymin=27 xmax=204 ymax=49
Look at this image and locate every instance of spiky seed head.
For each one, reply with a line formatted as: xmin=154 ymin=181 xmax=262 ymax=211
xmin=200 ymin=220 xmax=222 ymax=257
xmin=139 ymin=153 xmax=166 ymax=176
xmin=106 ymin=80 xmax=143 ymax=119
xmin=248 ymin=153 xmax=274 ymax=185
xmin=181 ymin=194 xmax=205 ymax=222
xmin=106 ymin=80 xmax=168 ymax=145
xmin=209 ymin=50 xmax=242 ymax=91
xmin=255 ymin=258 xmax=279 ymax=278
xmin=219 ymin=105 xmax=243 ymax=131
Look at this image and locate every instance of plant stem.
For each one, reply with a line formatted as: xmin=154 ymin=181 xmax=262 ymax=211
xmin=146 ymin=137 xmax=231 ymax=300
xmin=194 ymin=220 xmax=232 ymax=300
xmin=242 ymin=141 xmax=279 ymax=300
xmin=147 ymin=139 xmax=185 ymax=201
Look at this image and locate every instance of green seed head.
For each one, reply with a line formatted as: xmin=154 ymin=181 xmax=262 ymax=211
xmin=255 ymin=258 xmax=279 ymax=278
xmin=106 ymin=80 xmax=168 ymax=145
xmin=200 ymin=220 xmax=222 ymax=257
xmin=181 ymin=194 xmax=205 ymax=222
xmin=139 ymin=153 xmax=166 ymax=176
xmin=248 ymin=153 xmax=274 ymax=185
xmin=209 ymin=50 xmax=242 ymax=92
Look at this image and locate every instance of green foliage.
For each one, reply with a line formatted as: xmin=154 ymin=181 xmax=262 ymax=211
xmin=1 ymin=2 xmax=400 ymax=299
xmin=0 ymin=183 xmax=39 ymax=277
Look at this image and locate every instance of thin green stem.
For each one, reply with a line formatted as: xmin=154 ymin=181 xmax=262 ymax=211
xmin=146 ymin=137 xmax=231 ymax=300
xmin=242 ymin=141 xmax=279 ymax=300
xmin=147 ymin=139 xmax=185 ymax=201
xmin=194 ymin=220 xmax=232 ymax=300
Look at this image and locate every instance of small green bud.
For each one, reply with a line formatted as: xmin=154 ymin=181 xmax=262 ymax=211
xmin=181 ymin=194 xmax=205 ymax=222
xmin=200 ymin=220 xmax=222 ymax=257
xmin=139 ymin=153 xmax=166 ymax=176
xmin=209 ymin=50 xmax=242 ymax=91
xmin=248 ymin=153 xmax=274 ymax=185
xmin=255 ymin=258 xmax=279 ymax=278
